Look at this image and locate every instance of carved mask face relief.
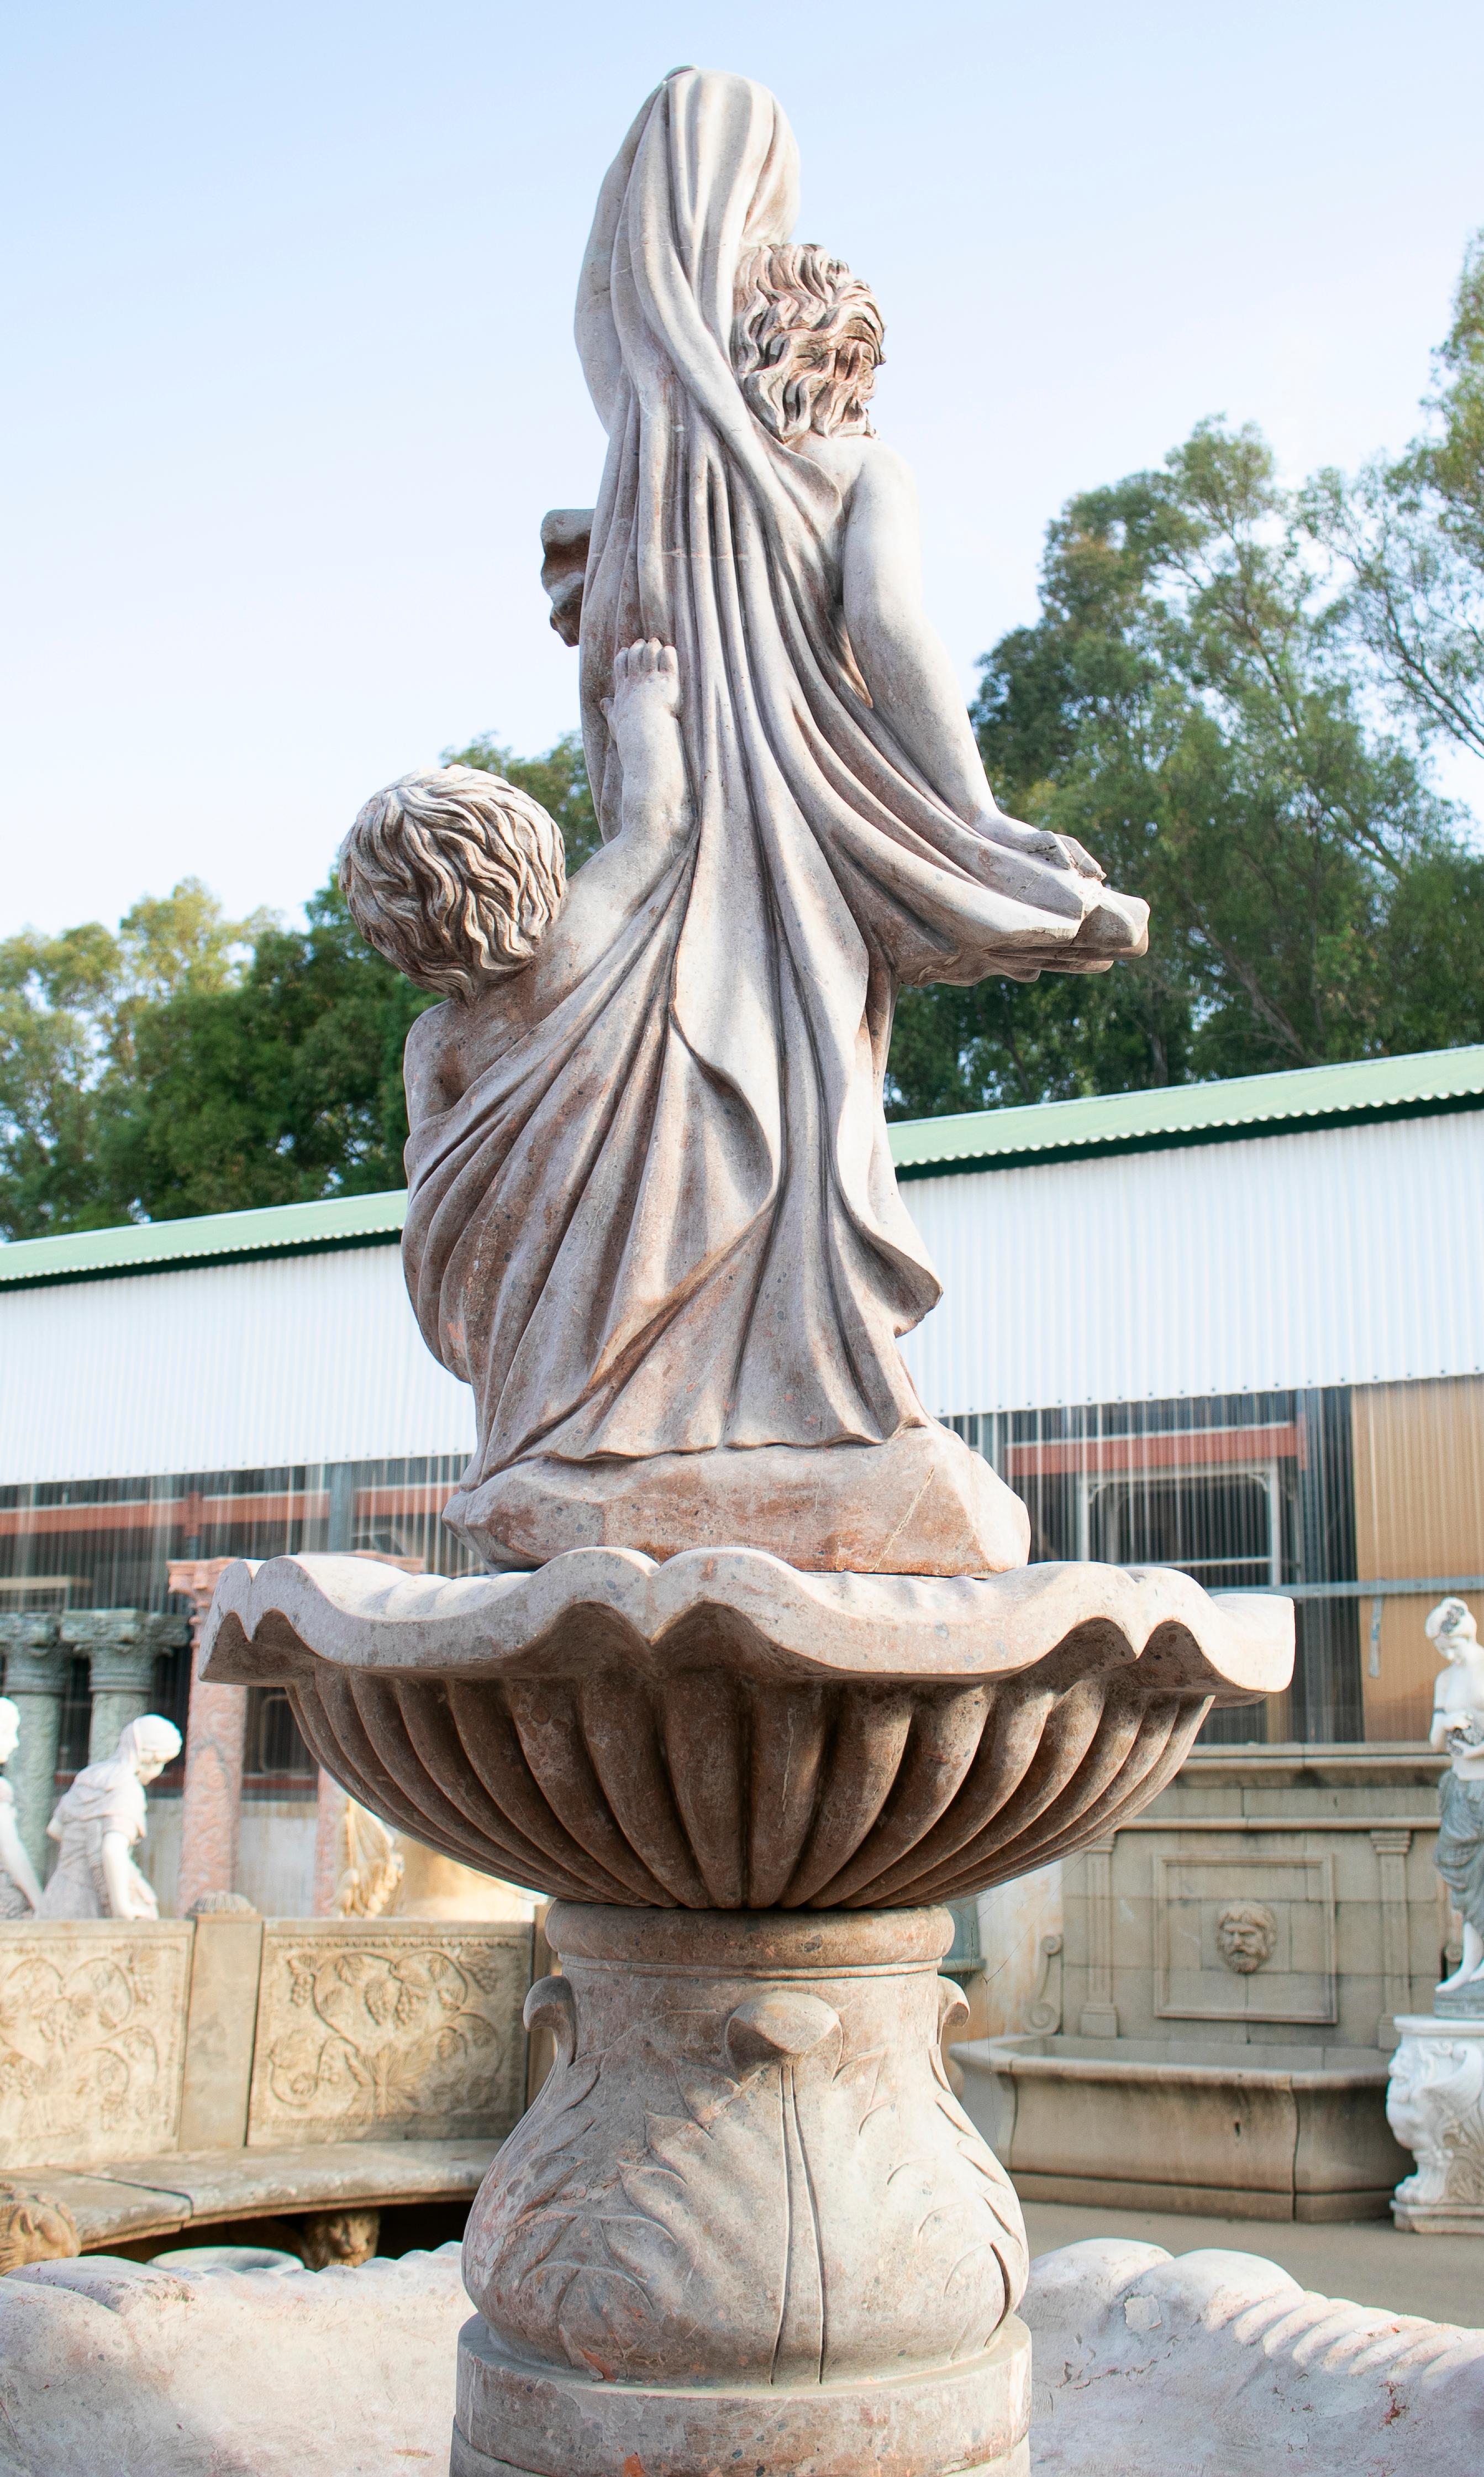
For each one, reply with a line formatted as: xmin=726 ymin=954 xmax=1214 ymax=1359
xmin=1214 ymin=1901 xmax=1278 ymax=1974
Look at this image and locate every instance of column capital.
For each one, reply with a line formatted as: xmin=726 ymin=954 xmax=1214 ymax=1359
xmin=0 ymin=1615 xmax=66 ymax=1699
xmin=60 ymin=1610 xmax=190 ymax=1656
xmin=1370 ymin=1829 xmax=1414 ymax=1857
xmin=0 ymin=1614 xmax=60 ymax=1652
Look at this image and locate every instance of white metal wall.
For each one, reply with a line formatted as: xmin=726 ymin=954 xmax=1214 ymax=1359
xmin=3 ymin=1109 xmax=1480 ymax=1485
xmin=898 ymin=1112 xmax=1484 ymax=1415
xmin=1 ymin=1245 xmax=476 ymax=1484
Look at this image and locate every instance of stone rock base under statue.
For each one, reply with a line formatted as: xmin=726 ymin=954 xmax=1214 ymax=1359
xmin=443 ymin=1424 xmax=1032 ymax=1578
xmin=1388 ymin=2012 xmax=1484 ymax=2233
xmin=451 ymin=1904 xmax=1033 ymax=2477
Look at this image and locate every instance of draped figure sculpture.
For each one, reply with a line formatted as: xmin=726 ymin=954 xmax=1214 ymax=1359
xmin=343 ymin=68 xmax=1148 ymax=1578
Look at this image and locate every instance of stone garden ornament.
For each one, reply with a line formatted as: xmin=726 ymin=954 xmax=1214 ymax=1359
xmin=1384 ymin=1596 xmax=1484 ymax=2232
xmin=1427 ymin=1594 xmax=1484 ymax=2002
xmin=203 ymin=67 xmax=1293 ymax=2476
xmin=36 ymin=1714 xmax=181 ymax=1920
xmin=0 ymin=1698 xmax=44 ymax=1916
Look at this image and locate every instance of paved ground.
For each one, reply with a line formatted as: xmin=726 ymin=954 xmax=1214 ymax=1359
xmin=1022 ymin=2196 xmax=1484 ymax=2327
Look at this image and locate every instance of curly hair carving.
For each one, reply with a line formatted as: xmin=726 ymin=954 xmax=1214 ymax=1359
xmin=338 ymin=765 xmax=566 ymax=1000
xmin=732 ymin=243 xmax=885 ymax=443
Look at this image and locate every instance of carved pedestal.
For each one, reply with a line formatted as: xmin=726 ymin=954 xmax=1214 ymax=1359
xmin=202 ymin=1548 xmax=1292 ymax=2471
xmin=454 ymin=1904 xmax=1032 ymax=2477
xmin=1388 ymin=2013 xmax=1484 ymax=2233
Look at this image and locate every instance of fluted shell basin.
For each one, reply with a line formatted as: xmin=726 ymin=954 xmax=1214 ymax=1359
xmin=202 ymin=1549 xmax=1292 ymax=1910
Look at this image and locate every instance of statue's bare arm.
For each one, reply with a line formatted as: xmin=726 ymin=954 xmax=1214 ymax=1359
xmin=541 ymin=639 xmax=694 ymax=983
xmin=404 ymin=643 xmax=694 ymax=1124
xmin=841 ymin=444 xmax=1102 ymax=878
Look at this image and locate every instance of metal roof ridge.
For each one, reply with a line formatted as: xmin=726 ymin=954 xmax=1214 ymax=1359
xmin=888 ymin=1043 xmax=1484 ymax=1174
xmin=0 ymin=1189 xmax=409 ymax=1287
xmin=3 ymin=1043 xmax=1482 ymax=1284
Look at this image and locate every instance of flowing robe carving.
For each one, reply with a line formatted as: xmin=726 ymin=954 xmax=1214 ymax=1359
xmin=402 ymin=70 xmax=1145 ymax=1572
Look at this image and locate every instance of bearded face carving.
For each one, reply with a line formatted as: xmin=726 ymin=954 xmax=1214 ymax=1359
xmin=1215 ymin=1901 xmax=1278 ymax=1975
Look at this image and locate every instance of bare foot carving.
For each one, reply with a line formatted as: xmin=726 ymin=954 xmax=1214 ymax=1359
xmin=603 ymin=641 xmax=690 ymax=842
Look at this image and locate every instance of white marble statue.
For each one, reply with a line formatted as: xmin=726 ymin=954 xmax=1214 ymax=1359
xmin=1427 ymin=1596 xmax=1484 ymax=1997
xmin=36 ymin=1714 xmax=181 ymax=1920
xmin=340 ymin=68 xmax=1149 ymax=1582
xmin=0 ymin=1699 xmax=43 ymax=1917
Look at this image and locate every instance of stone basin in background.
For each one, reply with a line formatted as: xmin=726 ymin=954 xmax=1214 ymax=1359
xmin=201 ymin=1549 xmax=1293 ymax=1910
xmin=957 ymin=2032 xmax=1411 ymax=2222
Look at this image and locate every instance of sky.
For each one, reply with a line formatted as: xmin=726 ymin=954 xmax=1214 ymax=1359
xmin=4 ymin=0 xmax=1484 ymax=940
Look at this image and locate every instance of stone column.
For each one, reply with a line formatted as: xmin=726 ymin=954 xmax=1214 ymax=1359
xmin=169 ymin=1558 xmax=246 ymax=1916
xmin=0 ymin=1615 xmax=66 ymax=1879
xmin=60 ymin=1611 xmax=189 ymax=1765
xmin=313 ymin=1772 xmax=349 ymax=1916
xmin=1371 ymin=1827 xmax=1414 ymax=2048
xmin=1077 ymin=1836 xmax=1120 ymax=2038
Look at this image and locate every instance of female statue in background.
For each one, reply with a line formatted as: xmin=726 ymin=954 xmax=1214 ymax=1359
xmin=1428 ymin=1597 xmax=1484 ymax=1998
xmin=0 ymin=1700 xmax=43 ymax=1917
xmin=391 ymin=70 xmax=1148 ymax=1577
xmin=37 ymin=1715 xmax=181 ymax=1920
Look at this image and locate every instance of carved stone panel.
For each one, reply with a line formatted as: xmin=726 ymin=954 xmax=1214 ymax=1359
xmin=1155 ymin=1852 xmax=1337 ymax=2025
xmin=246 ymin=1919 xmax=531 ymax=2149
xmin=0 ymin=1920 xmax=192 ymax=2168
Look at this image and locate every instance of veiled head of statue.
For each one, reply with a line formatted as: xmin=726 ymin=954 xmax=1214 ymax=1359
xmin=339 ymin=767 xmax=567 ymax=1000
xmin=732 ymin=244 xmax=884 ymax=443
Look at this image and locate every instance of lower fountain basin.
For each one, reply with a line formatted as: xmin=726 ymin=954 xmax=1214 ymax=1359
xmin=202 ymin=1549 xmax=1292 ymax=1910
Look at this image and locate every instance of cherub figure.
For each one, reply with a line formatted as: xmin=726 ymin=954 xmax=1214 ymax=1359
xmin=1427 ymin=1596 xmax=1484 ymax=1996
xmin=340 ymin=641 xmax=693 ymax=1131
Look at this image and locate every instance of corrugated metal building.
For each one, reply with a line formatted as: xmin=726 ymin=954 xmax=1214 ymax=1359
xmin=3 ymin=1046 xmax=1482 ymax=1781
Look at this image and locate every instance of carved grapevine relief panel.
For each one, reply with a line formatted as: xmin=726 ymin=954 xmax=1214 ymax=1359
xmin=0 ymin=1923 xmax=192 ymax=2167
xmin=246 ymin=1922 xmax=530 ymax=2148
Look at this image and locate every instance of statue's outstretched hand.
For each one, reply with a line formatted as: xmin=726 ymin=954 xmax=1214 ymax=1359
xmin=975 ymin=810 xmax=1107 ymax=884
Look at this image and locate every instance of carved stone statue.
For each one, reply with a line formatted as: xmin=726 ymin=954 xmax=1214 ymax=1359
xmin=207 ymin=67 xmax=1294 ymax=2476
xmin=1387 ymin=2029 xmax=1484 ymax=2227
xmin=335 ymin=1795 xmax=404 ymax=1918
xmin=1427 ymin=1596 xmax=1484 ymax=2003
xmin=0 ymin=1698 xmax=44 ymax=1917
xmin=36 ymin=1714 xmax=181 ymax=1920
xmin=340 ymin=70 xmax=1147 ymax=1583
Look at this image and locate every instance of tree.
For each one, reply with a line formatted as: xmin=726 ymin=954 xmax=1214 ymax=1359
xmin=887 ymin=415 xmax=1483 ymax=1119
xmin=443 ymin=730 xmax=602 ymax=869
xmin=1312 ymin=230 xmax=1484 ymax=765
xmin=0 ymin=734 xmax=603 ymax=1240
xmin=0 ymin=884 xmax=264 ymax=1238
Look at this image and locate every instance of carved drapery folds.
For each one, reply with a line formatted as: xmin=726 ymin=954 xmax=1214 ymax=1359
xmin=202 ymin=1551 xmax=1292 ymax=1913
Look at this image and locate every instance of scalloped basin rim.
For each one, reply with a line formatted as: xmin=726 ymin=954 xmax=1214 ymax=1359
xmin=200 ymin=1546 xmax=1293 ymax=1702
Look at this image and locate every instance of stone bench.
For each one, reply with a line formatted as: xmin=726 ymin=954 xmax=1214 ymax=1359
xmin=0 ymin=1912 xmax=534 ymax=2264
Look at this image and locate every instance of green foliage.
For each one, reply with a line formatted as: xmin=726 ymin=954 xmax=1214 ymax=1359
xmin=889 ymin=397 xmax=1484 ymax=1119
xmin=0 ymin=733 xmax=601 ymax=1241
xmin=0 ymin=883 xmax=265 ymax=1238
xmin=99 ymin=877 xmax=439 ymax=1222
xmin=443 ymin=729 xmax=602 ymax=870
xmin=1310 ymin=230 xmax=1484 ymax=764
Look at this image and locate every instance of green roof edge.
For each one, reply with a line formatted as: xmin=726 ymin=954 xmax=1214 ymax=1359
xmin=3 ymin=1044 xmax=1482 ymax=1287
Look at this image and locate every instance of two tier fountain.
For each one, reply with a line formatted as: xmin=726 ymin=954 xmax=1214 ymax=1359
xmin=203 ymin=66 xmax=1291 ymax=2477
